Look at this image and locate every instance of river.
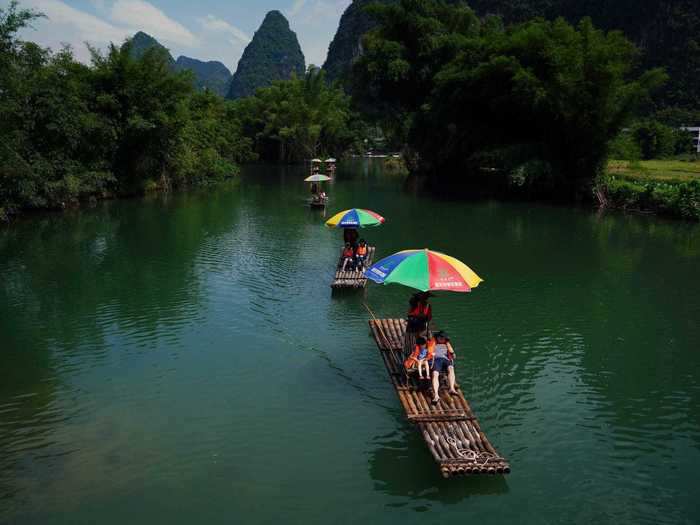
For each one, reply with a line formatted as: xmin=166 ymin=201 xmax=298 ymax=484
xmin=1 ymin=160 xmax=699 ymax=524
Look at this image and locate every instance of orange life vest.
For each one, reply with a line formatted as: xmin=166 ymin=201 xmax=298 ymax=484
xmin=342 ymin=247 xmax=354 ymax=258
xmin=356 ymin=245 xmax=367 ymax=256
xmin=403 ymin=339 xmax=435 ymax=369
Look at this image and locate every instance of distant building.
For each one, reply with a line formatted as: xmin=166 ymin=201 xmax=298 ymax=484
xmin=681 ymin=127 xmax=700 ymax=153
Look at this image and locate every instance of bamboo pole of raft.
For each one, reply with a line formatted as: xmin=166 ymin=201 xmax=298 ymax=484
xmin=382 ymin=320 xmax=395 ymax=348
xmin=422 ymin=428 xmax=445 ymax=461
xmin=403 ymin=390 xmax=420 ymax=417
xmin=387 ymin=319 xmax=403 ymax=346
xmin=427 ymin=424 xmax=450 ymax=460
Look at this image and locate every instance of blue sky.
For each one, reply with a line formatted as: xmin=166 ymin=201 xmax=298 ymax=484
xmin=15 ymin=0 xmax=352 ymax=72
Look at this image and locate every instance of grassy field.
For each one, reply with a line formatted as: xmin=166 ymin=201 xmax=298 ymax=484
xmin=607 ymin=159 xmax=700 ymax=184
xmin=603 ymin=159 xmax=700 ymax=220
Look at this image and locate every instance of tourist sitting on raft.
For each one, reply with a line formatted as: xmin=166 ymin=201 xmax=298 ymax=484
xmin=430 ymin=331 xmax=458 ymax=405
xmin=355 ymin=239 xmax=368 ymax=270
xmin=404 ymin=335 xmax=432 ymax=380
xmin=340 ymin=242 xmax=356 ymax=271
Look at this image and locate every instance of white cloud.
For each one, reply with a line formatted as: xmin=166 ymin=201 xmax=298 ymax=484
xmin=198 ymin=15 xmax=250 ymax=44
xmin=19 ymin=0 xmax=130 ymax=62
xmin=23 ymin=0 xmax=126 ymax=42
xmin=110 ymin=0 xmax=199 ymax=47
xmin=289 ymin=0 xmax=306 ymax=17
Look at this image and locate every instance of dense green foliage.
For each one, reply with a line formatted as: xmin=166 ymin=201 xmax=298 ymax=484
xmin=234 ymin=69 xmax=361 ymax=162
xmin=227 ymin=11 xmax=305 ymax=100
xmin=351 ymin=0 xmax=665 ymax=199
xmin=603 ymin=177 xmax=700 ymax=221
xmin=609 ymin=123 xmax=696 ymax=161
xmin=466 ymin=0 xmax=700 ymax=118
xmin=327 ymin=0 xmax=699 ymax=124
xmin=127 ymin=31 xmax=232 ymax=97
xmin=0 ymin=2 xmax=252 ymax=220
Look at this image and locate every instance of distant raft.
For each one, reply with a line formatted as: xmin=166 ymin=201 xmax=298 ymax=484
xmin=331 ymin=246 xmax=375 ymax=289
xmin=368 ymin=318 xmax=510 ymax=478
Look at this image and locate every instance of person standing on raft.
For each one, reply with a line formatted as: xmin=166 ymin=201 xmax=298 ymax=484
xmin=430 ymin=331 xmax=458 ymax=404
xmin=404 ymin=292 xmax=432 ymax=355
xmin=343 ymin=227 xmax=359 ymax=248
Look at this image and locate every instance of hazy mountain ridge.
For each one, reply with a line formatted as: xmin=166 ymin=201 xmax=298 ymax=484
xmin=127 ymin=32 xmax=232 ymax=97
xmin=175 ymin=56 xmax=232 ymax=97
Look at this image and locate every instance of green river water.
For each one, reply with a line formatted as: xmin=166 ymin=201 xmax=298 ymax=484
xmin=1 ymin=161 xmax=699 ymax=524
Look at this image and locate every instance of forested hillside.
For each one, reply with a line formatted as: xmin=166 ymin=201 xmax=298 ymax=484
xmin=466 ymin=0 xmax=700 ymax=119
xmin=227 ymin=11 xmax=305 ymax=99
xmin=175 ymin=56 xmax=232 ymax=97
xmin=130 ymin=31 xmax=175 ymax=65
xmin=322 ymin=0 xmax=385 ymax=84
xmin=325 ymin=0 xmax=699 ymax=119
xmin=127 ymin=32 xmax=232 ymax=97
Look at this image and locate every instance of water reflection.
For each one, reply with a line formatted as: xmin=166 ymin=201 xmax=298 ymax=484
xmin=0 ymin=187 xmax=242 ymax=520
xmin=0 ymin=162 xmax=698 ymax=524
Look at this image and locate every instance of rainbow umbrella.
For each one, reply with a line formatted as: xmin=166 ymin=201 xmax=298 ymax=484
xmin=325 ymin=209 xmax=385 ymax=228
xmin=304 ymin=174 xmax=331 ymax=182
xmin=364 ymin=249 xmax=482 ymax=292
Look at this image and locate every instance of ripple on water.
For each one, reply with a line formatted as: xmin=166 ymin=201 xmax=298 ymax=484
xmin=1 ymin=165 xmax=700 ymax=524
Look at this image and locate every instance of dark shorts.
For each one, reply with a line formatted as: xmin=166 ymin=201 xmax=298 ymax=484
xmin=432 ymin=357 xmax=453 ymax=373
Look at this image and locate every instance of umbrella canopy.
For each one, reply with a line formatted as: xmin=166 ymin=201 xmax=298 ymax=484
xmin=325 ymin=208 xmax=385 ymax=228
xmin=325 ymin=158 xmax=336 ymax=162
xmin=311 ymin=158 xmax=323 ymax=163
xmin=304 ymin=174 xmax=331 ymax=182
xmin=365 ymin=249 xmax=482 ymax=292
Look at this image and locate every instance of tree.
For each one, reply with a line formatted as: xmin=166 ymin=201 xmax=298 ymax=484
xmin=0 ymin=1 xmax=254 ymax=219
xmin=352 ymin=0 xmax=666 ymax=199
xmin=234 ymin=68 xmax=359 ymax=162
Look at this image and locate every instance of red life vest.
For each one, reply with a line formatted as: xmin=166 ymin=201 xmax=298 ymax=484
xmin=408 ymin=303 xmax=431 ymax=319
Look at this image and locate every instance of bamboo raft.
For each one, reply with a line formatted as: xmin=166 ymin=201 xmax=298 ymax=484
xmin=331 ymin=246 xmax=375 ymax=289
xmin=368 ymin=318 xmax=510 ymax=478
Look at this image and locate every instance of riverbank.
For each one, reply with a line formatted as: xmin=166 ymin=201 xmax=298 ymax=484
xmin=599 ymin=159 xmax=700 ymax=220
